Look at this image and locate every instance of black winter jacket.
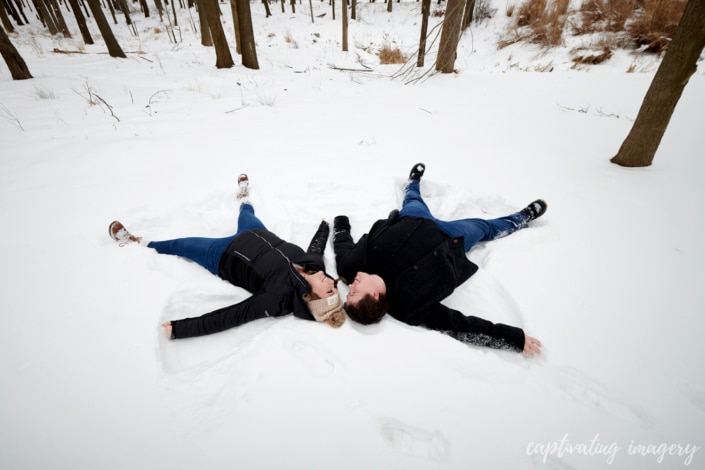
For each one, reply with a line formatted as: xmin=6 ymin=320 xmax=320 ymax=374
xmin=333 ymin=211 xmax=525 ymax=352
xmin=171 ymin=229 xmax=324 ymax=339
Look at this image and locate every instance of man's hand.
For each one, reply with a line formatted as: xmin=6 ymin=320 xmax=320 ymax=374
xmin=162 ymin=322 xmax=173 ymax=339
xmin=523 ymin=334 xmax=542 ymax=357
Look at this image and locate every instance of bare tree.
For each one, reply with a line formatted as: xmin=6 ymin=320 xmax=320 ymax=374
xmin=85 ymin=0 xmax=126 ymax=58
xmin=201 ymin=0 xmax=234 ymax=68
xmin=342 ymin=0 xmax=348 ymax=51
xmin=611 ymin=0 xmax=705 ymax=167
xmin=67 ymin=0 xmax=94 ymax=44
xmin=1 ymin=0 xmax=15 ymax=31
xmin=195 ymin=0 xmax=213 ymax=46
xmin=435 ymin=0 xmax=465 ymax=73
xmin=0 ymin=24 xmax=32 ymax=79
xmin=235 ymin=0 xmax=259 ymax=69
xmin=417 ymin=0 xmax=431 ymax=67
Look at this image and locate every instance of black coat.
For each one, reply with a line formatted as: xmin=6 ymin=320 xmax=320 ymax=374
xmin=333 ymin=211 xmax=525 ymax=352
xmin=171 ymin=229 xmax=323 ymax=339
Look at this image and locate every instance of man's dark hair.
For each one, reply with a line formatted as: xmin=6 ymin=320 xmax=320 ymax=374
xmin=344 ymin=293 xmax=388 ymax=325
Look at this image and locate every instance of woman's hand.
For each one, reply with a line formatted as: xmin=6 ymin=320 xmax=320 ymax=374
xmin=162 ymin=322 xmax=172 ymax=339
xmin=523 ymin=334 xmax=542 ymax=357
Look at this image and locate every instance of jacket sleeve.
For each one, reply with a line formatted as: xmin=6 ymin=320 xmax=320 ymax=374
xmin=332 ymin=215 xmax=366 ymax=283
xmin=418 ymin=303 xmax=525 ymax=352
xmin=170 ymin=293 xmax=289 ymax=339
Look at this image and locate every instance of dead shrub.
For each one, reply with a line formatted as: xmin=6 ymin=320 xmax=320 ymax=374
xmin=514 ymin=0 xmax=569 ymax=47
xmin=432 ymin=8 xmax=445 ymax=17
xmin=379 ymin=45 xmax=406 ymax=64
xmin=627 ymin=0 xmax=686 ymax=53
xmin=572 ymin=46 xmax=613 ymax=64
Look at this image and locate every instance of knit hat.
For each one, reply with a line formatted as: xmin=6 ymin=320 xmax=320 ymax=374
xmin=306 ymin=294 xmax=346 ymax=328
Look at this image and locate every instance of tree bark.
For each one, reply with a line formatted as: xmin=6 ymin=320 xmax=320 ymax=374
xmin=0 ymin=0 xmax=14 ymax=31
xmin=195 ymin=0 xmax=212 ymax=46
xmin=611 ymin=0 xmax=705 ymax=167
xmin=435 ymin=0 xmax=465 ymax=72
xmin=229 ymin=0 xmax=241 ymax=54
xmin=461 ymin=0 xmax=474 ymax=30
xmin=85 ymin=0 xmax=126 ymax=57
xmin=201 ymin=0 xmax=234 ymax=68
xmin=342 ymin=0 xmax=348 ymax=51
xmin=236 ymin=0 xmax=259 ymax=69
xmin=67 ymin=0 xmax=94 ymax=44
xmin=417 ymin=0 xmax=430 ymax=67
xmin=0 ymin=24 xmax=32 ymax=79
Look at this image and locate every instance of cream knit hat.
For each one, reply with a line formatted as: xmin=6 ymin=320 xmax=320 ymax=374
xmin=306 ymin=294 xmax=346 ymax=328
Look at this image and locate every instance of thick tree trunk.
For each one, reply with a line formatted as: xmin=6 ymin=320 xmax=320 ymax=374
xmin=0 ymin=24 xmax=32 ymax=79
xmin=201 ymin=0 xmax=234 ymax=68
xmin=435 ymin=0 xmax=464 ymax=73
xmin=611 ymin=0 xmax=705 ymax=167
xmin=236 ymin=0 xmax=259 ymax=69
xmin=195 ymin=0 xmax=212 ymax=46
xmin=85 ymin=0 xmax=127 ymax=57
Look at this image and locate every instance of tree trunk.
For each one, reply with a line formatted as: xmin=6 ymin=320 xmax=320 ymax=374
xmin=67 ymin=0 xmax=94 ymax=44
xmin=351 ymin=0 xmax=356 ymax=20
xmin=611 ymin=0 xmax=705 ymax=167
xmin=195 ymin=0 xmax=212 ymax=46
xmin=139 ymin=0 xmax=150 ymax=17
xmin=0 ymin=24 xmax=32 ymax=79
xmin=342 ymin=0 xmax=348 ymax=51
xmin=417 ymin=0 xmax=430 ymax=67
xmin=386 ymin=0 xmax=391 ymax=13
xmin=85 ymin=0 xmax=127 ymax=57
xmin=435 ymin=0 xmax=464 ymax=72
xmin=201 ymin=0 xmax=234 ymax=68
xmin=262 ymin=0 xmax=271 ymax=17
xmin=35 ymin=0 xmax=60 ymax=35
xmin=0 ymin=0 xmax=14 ymax=31
xmin=229 ymin=0 xmax=241 ymax=54
xmin=236 ymin=0 xmax=259 ymax=69
xmin=461 ymin=0 xmax=474 ymax=30
xmin=48 ymin=0 xmax=72 ymax=37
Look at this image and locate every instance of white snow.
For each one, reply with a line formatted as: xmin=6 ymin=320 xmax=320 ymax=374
xmin=1 ymin=1 xmax=704 ymax=468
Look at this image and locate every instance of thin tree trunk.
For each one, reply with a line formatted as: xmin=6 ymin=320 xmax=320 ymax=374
xmin=0 ymin=0 xmax=14 ymax=31
xmin=350 ymin=0 xmax=355 ymax=20
xmin=85 ymin=0 xmax=127 ymax=57
xmin=611 ymin=0 xmax=705 ymax=167
xmin=229 ymin=0 xmax=241 ymax=53
xmin=35 ymin=0 xmax=59 ymax=35
xmin=201 ymin=0 xmax=234 ymax=68
xmin=67 ymin=0 xmax=94 ymax=43
xmin=236 ymin=0 xmax=258 ymax=68
xmin=262 ymin=0 xmax=271 ymax=17
xmin=435 ymin=0 xmax=464 ymax=72
xmin=48 ymin=0 xmax=71 ymax=37
xmin=0 ymin=24 xmax=32 ymax=79
xmin=386 ymin=0 xmax=391 ymax=13
xmin=417 ymin=0 xmax=430 ymax=67
xmin=461 ymin=0 xmax=473 ymax=30
xmin=139 ymin=0 xmax=150 ymax=17
xmin=341 ymin=0 xmax=348 ymax=51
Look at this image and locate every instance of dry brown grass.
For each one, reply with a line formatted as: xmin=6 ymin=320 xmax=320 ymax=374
xmin=513 ymin=0 xmax=569 ymax=46
xmin=379 ymin=45 xmax=406 ymax=64
xmin=627 ymin=0 xmax=686 ymax=52
xmin=501 ymin=0 xmax=687 ymax=61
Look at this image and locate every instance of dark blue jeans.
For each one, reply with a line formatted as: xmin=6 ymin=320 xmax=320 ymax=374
xmin=398 ymin=181 xmax=527 ymax=252
xmin=147 ymin=203 xmax=266 ymax=275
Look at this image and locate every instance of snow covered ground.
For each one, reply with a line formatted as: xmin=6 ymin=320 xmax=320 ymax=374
xmin=1 ymin=1 xmax=704 ymax=468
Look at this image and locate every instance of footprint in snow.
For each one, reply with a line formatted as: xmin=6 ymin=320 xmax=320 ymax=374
xmin=380 ymin=420 xmax=449 ymax=462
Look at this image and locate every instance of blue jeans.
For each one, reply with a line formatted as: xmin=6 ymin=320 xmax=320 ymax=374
xmin=398 ymin=181 xmax=527 ymax=252
xmin=147 ymin=203 xmax=266 ymax=275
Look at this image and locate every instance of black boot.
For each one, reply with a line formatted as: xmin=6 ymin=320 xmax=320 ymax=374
xmin=408 ymin=163 xmax=426 ymax=182
xmin=520 ymin=199 xmax=548 ymax=222
xmin=307 ymin=220 xmax=330 ymax=256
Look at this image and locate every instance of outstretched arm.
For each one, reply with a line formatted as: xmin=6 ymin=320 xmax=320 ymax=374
xmin=417 ymin=303 xmax=538 ymax=355
xmin=165 ymin=293 xmax=290 ymax=339
xmin=332 ymin=216 xmax=365 ymax=282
